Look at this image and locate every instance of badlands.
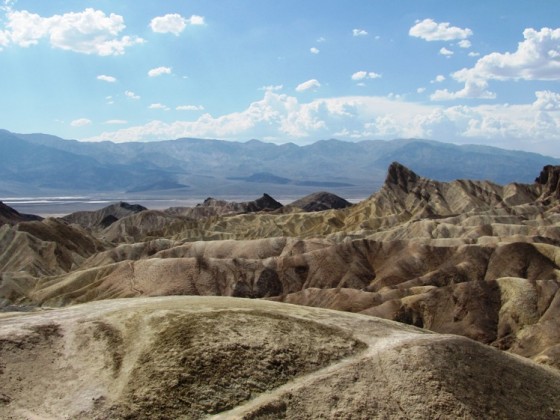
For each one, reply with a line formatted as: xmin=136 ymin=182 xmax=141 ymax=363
xmin=1 ymin=161 xmax=560 ymax=418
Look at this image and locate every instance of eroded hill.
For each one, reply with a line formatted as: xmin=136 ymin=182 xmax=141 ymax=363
xmin=2 ymin=297 xmax=560 ymax=419
xmin=1 ymin=162 xmax=560 ymax=373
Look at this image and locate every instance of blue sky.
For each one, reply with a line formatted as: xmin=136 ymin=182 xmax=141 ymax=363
xmin=1 ymin=0 xmax=560 ymax=156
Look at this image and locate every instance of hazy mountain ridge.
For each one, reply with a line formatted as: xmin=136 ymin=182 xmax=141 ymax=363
xmin=3 ymin=129 xmax=559 ymax=197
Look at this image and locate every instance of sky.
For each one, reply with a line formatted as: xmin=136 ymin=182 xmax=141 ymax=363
xmin=1 ymin=0 xmax=560 ymax=156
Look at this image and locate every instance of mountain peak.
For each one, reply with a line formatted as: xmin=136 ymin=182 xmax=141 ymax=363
xmin=384 ymin=162 xmax=421 ymax=192
xmin=535 ymin=165 xmax=560 ymax=202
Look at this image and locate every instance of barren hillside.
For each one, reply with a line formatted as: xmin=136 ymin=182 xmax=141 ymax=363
xmin=2 ymin=297 xmax=560 ymax=419
xmin=1 ymin=162 xmax=560 ymax=417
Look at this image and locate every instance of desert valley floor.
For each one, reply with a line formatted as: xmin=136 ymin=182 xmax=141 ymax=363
xmin=1 ymin=161 xmax=560 ymax=419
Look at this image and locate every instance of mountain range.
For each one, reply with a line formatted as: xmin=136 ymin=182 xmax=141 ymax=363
xmin=1 ymin=129 xmax=558 ymax=198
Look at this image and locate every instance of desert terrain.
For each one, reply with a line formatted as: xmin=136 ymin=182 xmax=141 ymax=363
xmin=1 ymin=161 xmax=560 ymax=418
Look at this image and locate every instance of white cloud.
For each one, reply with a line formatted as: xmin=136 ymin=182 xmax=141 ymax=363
xmin=81 ymin=90 xmax=560 ymax=156
xmin=3 ymin=8 xmax=144 ymax=55
xmin=431 ymin=75 xmax=446 ymax=83
xmin=352 ymin=29 xmax=368 ymax=37
xmin=149 ymin=103 xmax=170 ymax=110
xmin=97 ymin=75 xmax=117 ymax=83
xmin=439 ymin=47 xmax=454 ymax=56
xmin=431 ymin=79 xmax=495 ymax=101
xmin=310 ymin=47 xmax=319 ymax=54
xmin=125 ymin=90 xmax=140 ymax=100
xmin=150 ymin=14 xmax=186 ymax=35
xmin=409 ymin=18 xmax=473 ymax=41
xmin=105 ymin=119 xmax=127 ymax=125
xmin=176 ymin=105 xmax=205 ymax=111
xmin=417 ymin=87 xmax=426 ymax=94
xmin=435 ymin=27 xmax=560 ymax=100
xmin=149 ymin=14 xmax=204 ymax=35
xmin=456 ymin=28 xmax=560 ymax=82
xmin=458 ymin=39 xmax=471 ymax=49
xmin=316 ymin=37 xmax=326 ymax=43
xmin=295 ymin=79 xmax=321 ymax=92
xmin=351 ymin=71 xmax=382 ymax=81
xmin=468 ymin=51 xmax=480 ymax=57
xmin=533 ymin=90 xmax=560 ymax=111
xmin=71 ymin=118 xmax=92 ymax=127
xmin=259 ymin=84 xmax=283 ymax=92
xmin=188 ymin=15 xmax=205 ymax=26
xmin=148 ymin=66 xmax=172 ymax=77
xmin=0 ymin=30 xmax=9 ymax=48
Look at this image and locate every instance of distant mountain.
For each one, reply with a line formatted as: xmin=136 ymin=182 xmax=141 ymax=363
xmin=290 ymin=192 xmax=353 ymax=212
xmin=3 ymin=129 xmax=559 ymax=197
xmin=0 ymin=130 xmax=178 ymax=194
xmin=62 ymin=201 xmax=147 ymax=230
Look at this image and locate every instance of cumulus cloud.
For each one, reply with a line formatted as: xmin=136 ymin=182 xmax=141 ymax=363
xmin=533 ymin=90 xmax=560 ymax=111
xmin=176 ymin=105 xmax=205 ymax=111
xmin=310 ymin=47 xmax=319 ymax=54
xmin=458 ymin=39 xmax=472 ymax=49
xmin=97 ymin=75 xmax=117 ymax=83
xmin=105 ymin=119 xmax=127 ymax=125
xmin=431 ymin=79 xmax=495 ymax=101
xmin=148 ymin=66 xmax=172 ymax=77
xmin=125 ymin=90 xmax=140 ymax=100
xmin=150 ymin=14 xmax=185 ymax=35
xmin=295 ymin=79 xmax=321 ymax=92
xmin=431 ymin=75 xmax=446 ymax=83
xmin=81 ymin=90 xmax=560 ymax=156
xmin=351 ymin=71 xmax=382 ymax=81
xmin=456 ymin=28 xmax=560 ymax=82
xmin=409 ymin=18 xmax=473 ymax=41
xmin=434 ymin=27 xmax=560 ymax=100
xmin=352 ymin=29 xmax=368 ymax=37
xmin=70 ymin=118 xmax=92 ymax=127
xmin=2 ymin=8 xmax=144 ymax=55
xmin=149 ymin=14 xmax=204 ymax=35
xmin=439 ymin=47 xmax=453 ymax=56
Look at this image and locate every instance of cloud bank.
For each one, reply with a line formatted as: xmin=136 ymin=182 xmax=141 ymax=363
xmin=84 ymin=90 xmax=560 ymax=156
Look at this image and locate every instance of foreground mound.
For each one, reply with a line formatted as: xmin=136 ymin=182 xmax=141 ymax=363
xmin=1 ymin=297 xmax=560 ymax=419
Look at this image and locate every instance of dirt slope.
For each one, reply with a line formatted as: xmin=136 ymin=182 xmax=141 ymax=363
xmin=2 ymin=297 xmax=560 ymax=419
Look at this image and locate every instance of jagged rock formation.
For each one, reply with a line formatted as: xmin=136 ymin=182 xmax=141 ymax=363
xmin=536 ymin=164 xmax=560 ymax=203
xmin=0 ymin=201 xmax=41 ymax=226
xmin=2 ymin=297 xmax=560 ymax=419
xmin=2 ymin=162 xmax=560 ymax=375
xmin=62 ymin=201 xmax=147 ymax=230
xmin=289 ymin=191 xmax=353 ymax=212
